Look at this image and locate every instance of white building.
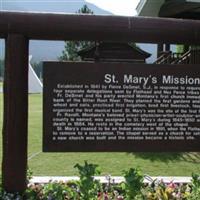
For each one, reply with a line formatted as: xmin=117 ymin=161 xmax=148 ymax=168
xmin=28 ymin=56 xmax=43 ymax=93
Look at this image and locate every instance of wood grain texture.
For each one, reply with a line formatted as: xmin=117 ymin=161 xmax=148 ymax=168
xmin=2 ymin=34 xmax=29 ymax=193
xmin=0 ymin=11 xmax=199 ymax=44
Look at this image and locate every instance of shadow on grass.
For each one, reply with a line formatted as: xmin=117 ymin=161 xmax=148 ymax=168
xmin=131 ymin=152 xmax=200 ymax=164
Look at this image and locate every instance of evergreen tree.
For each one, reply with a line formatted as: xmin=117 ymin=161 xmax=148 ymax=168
xmin=59 ymin=5 xmax=94 ymax=61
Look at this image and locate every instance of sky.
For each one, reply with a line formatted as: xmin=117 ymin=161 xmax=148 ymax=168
xmin=0 ymin=0 xmax=140 ymax=16
xmin=86 ymin=0 xmax=140 ymax=16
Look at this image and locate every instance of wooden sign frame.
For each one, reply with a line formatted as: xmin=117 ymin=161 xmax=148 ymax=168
xmin=1 ymin=11 xmax=200 ymax=193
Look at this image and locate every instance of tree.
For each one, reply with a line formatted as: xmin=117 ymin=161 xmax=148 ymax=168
xmin=59 ymin=5 xmax=95 ymax=61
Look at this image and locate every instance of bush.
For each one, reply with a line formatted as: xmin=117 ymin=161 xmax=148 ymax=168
xmin=121 ymin=168 xmax=144 ymax=200
xmin=0 ymin=163 xmax=200 ymax=200
xmin=74 ymin=161 xmax=102 ymax=200
xmin=188 ymin=173 xmax=200 ymax=200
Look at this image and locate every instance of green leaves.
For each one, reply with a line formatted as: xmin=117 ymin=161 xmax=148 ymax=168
xmin=1 ymin=165 xmax=199 ymax=199
xmin=188 ymin=173 xmax=200 ymax=200
xmin=43 ymin=181 xmax=73 ymax=200
xmin=74 ymin=161 xmax=102 ymax=200
xmin=122 ymin=168 xmax=144 ymax=200
xmin=74 ymin=161 xmax=101 ymax=178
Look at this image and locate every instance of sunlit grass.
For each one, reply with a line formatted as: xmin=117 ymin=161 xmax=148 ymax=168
xmin=0 ymin=93 xmax=200 ymax=176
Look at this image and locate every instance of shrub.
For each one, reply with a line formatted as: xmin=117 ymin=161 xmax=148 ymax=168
xmin=188 ymin=173 xmax=200 ymax=200
xmin=74 ymin=161 xmax=102 ymax=200
xmin=0 ymin=164 xmax=199 ymax=200
xmin=121 ymin=168 xmax=144 ymax=200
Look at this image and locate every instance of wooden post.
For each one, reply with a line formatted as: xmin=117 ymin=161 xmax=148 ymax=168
xmin=2 ymin=34 xmax=29 ymax=193
xmin=165 ymin=43 xmax=170 ymax=52
xmin=157 ymin=43 xmax=164 ymax=58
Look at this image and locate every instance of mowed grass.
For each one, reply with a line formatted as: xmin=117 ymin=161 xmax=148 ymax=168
xmin=0 ymin=91 xmax=200 ymax=176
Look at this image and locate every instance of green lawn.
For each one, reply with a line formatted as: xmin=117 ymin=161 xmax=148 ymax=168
xmin=0 ymin=93 xmax=200 ymax=176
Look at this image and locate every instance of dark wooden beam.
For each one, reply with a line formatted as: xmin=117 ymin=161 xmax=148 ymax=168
xmin=2 ymin=34 xmax=29 ymax=193
xmin=0 ymin=11 xmax=200 ymax=44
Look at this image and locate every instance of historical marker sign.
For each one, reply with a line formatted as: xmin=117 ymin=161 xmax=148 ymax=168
xmin=43 ymin=62 xmax=200 ymax=152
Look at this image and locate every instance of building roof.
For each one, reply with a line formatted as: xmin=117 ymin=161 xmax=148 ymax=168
xmin=78 ymin=42 xmax=151 ymax=62
xmin=136 ymin=0 xmax=200 ymax=17
xmin=136 ymin=0 xmax=164 ymax=17
xmin=159 ymin=1 xmax=200 ymax=18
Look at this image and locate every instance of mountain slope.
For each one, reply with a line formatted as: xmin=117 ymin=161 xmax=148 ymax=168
xmin=0 ymin=0 xmax=112 ymax=62
xmin=0 ymin=1 xmax=155 ymax=63
xmin=2 ymin=0 xmax=112 ymax=15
